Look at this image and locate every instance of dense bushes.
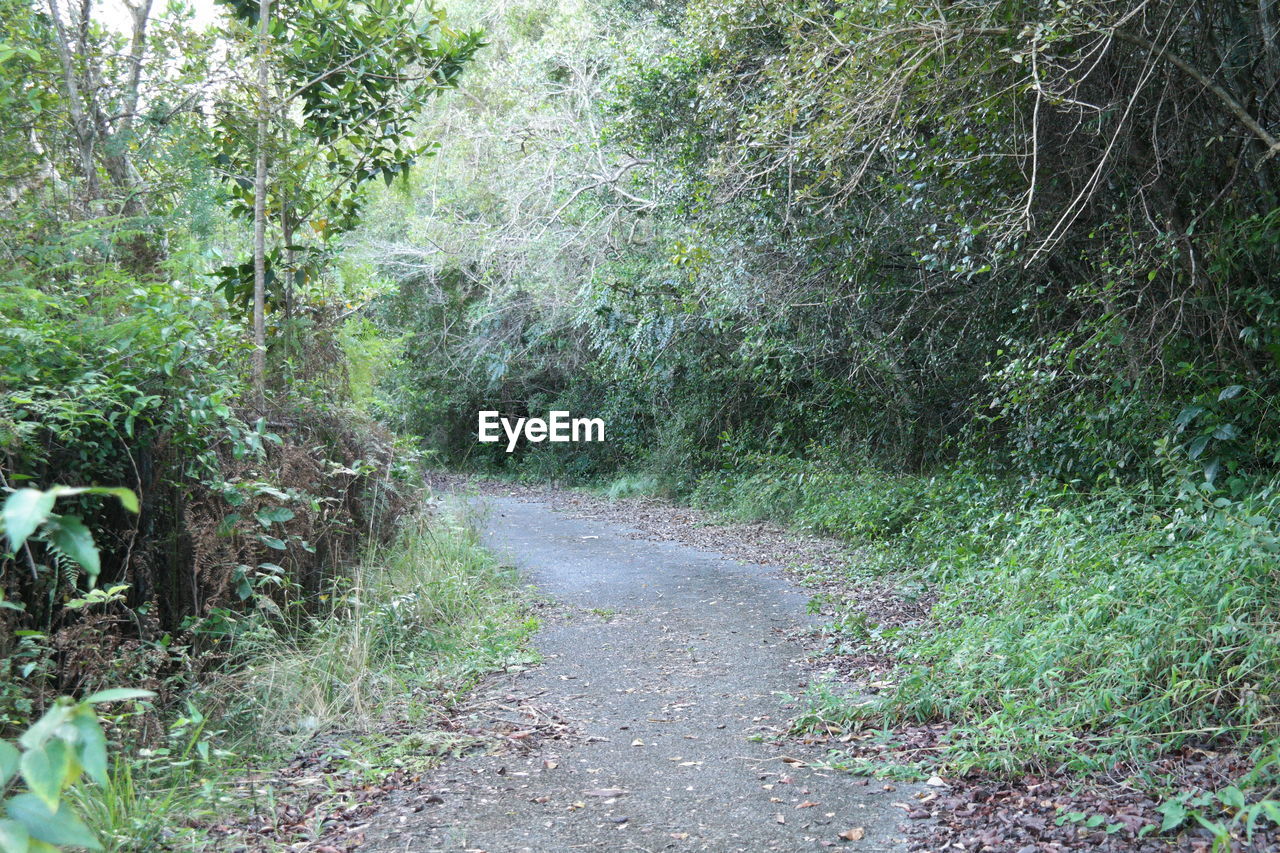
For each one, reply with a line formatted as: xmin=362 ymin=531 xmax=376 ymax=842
xmin=366 ymin=0 xmax=1280 ymax=493
xmin=0 ymin=0 xmax=431 ymax=736
xmin=0 ymin=262 xmax=419 ymax=722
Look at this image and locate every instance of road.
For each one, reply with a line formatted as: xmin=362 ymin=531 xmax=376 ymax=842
xmin=363 ymin=495 xmax=917 ymax=852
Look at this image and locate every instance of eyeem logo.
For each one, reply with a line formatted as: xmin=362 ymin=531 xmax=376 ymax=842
xmin=478 ymin=411 xmax=605 ymax=453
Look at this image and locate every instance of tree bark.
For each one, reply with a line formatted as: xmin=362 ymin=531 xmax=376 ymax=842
xmin=252 ymin=0 xmax=272 ymax=407
xmin=1262 ymin=0 xmax=1280 ymax=96
xmin=44 ymin=0 xmax=98 ymax=196
xmin=108 ymin=0 xmax=153 ymax=215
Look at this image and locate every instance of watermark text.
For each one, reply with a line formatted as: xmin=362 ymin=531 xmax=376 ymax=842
xmin=478 ymin=411 xmax=605 ymax=452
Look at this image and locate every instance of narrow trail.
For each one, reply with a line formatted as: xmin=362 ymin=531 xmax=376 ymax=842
xmin=363 ymin=495 xmax=920 ymax=852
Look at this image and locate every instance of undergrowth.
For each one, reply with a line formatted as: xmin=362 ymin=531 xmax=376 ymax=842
xmin=76 ymin=502 xmax=534 ymax=851
xmin=689 ymin=449 xmax=1280 ymax=785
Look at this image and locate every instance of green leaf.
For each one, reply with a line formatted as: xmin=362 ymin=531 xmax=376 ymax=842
xmin=1188 ymin=435 xmax=1211 ymax=460
xmin=48 ymin=487 xmax=138 ymax=514
xmin=19 ymin=741 xmax=70 ymax=811
xmin=1158 ymin=799 xmax=1187 ymax=832
xmin=67 ymin=708 xmax=107 ymax=786
xmin=0 ymin=743 xmax=18 ymax=788
xmin=1218 ymin=384 xmax=1245 ymax=401
xmin=18 ymin=703 xmax=73 ymax=751
xmin=0 ymin=818 xmax=29 ymax=853
xmin=255 ymin=507 xmax=295 ymax=526
xmin=46 ymin=516 xmax=99 ymax=580
xmin=82 ymin=688 xmax=154 ymax=705
xmin=5 ymin=794 xmax=102 ymax=850
xmin=1218 ymin=786 xmax=1246 ymax=811
xmin=259 ymin=535 xmax=287 ymax=551
xmin=3 ymin=490 xmax=56 ymax=551
xmin=1174 ymin=405 xmax=1204 ymax=429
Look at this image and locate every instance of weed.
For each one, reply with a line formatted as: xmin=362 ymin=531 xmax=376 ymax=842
xmin=74 ymin=502 xmax=533 ymax=849
xmin=696 ymin=451 xmax=1280 ymax=793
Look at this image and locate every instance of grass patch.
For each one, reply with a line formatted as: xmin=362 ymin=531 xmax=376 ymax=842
xmin=76 ymin=502 xmax=535 ymax=851
xmin=691 ymin=450 xmax=1280 ymax=783
xmin=599 ymin=473 xmax=662 ymax=500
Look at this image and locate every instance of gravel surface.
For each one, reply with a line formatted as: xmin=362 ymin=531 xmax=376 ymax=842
xmin=359 ymin=492 xmax=925 ymax=852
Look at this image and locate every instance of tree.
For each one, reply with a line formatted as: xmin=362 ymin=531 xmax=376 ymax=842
xmin=43 ymin=0 xmax=152 ymax=210
xmin=212 ymin=0 xmax=484 ymax=400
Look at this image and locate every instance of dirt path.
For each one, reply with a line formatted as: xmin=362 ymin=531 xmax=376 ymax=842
xmin=361 ymin=494 xmax=922 ymax=852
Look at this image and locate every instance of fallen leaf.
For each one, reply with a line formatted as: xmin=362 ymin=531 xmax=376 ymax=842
xmin=543 ymin=760 xmax=558 ymax=770
xmin=839 ymin=827 xmax=865 ymax=841
xmin=775 ymin=813 xmax=786 ymax=824
xmin=583 ymin=788 xmax=628 ymax=798
xmin=926 ymin=775 xmax=946 ymax=787
xmin=631 ymin=739 xmax=645 ymax=747
xmin=797 ymin=801 xmax=820 ymax=809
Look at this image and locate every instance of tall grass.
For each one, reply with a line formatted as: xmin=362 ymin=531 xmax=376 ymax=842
xmin=77 ymin=503 xmax=534 ymax=851
xmin=219 ymin=506 xmax=532 ymax=738
xmin=692 ymin=452 xmax=1280 ymax=779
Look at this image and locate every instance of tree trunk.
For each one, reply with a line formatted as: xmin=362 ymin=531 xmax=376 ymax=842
xmin=283 ymin=200 xmax=295 ymax=323
xmin=44 ymin=0 xmax=98 ymax=197
xmin=252 ymin=0 xmax=272 ymax=407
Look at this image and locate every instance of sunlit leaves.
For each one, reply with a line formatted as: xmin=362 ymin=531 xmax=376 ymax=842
xmin=2 ymin=490 xmax=55 ymax=551
xmin=212 ymin=0 xmax=483 ymax=316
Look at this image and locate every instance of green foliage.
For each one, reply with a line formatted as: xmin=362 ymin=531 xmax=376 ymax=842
xmin=199 ymin=503 xmax=534 ymax=748
xmin=373 ymin=0 xmax=1280 ymax=503
xmin=3 ymin=487 xmax=139 ymax=588
xmin=0 ymin=484 xmax=152 ymax=853
xmin=0 ymin=485 xmax=158 ymax=852
xmin=698 ymin=451 xmax=1280 ymax=787
xmin=1152 ymin=746 xmax=1280 ymax=847
xmin=211 ymin=0 xmax=484 ymax=316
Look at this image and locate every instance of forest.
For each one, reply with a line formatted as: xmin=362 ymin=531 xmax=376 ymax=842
xmin=2 ymin=0 xmax=1279 ymax=849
